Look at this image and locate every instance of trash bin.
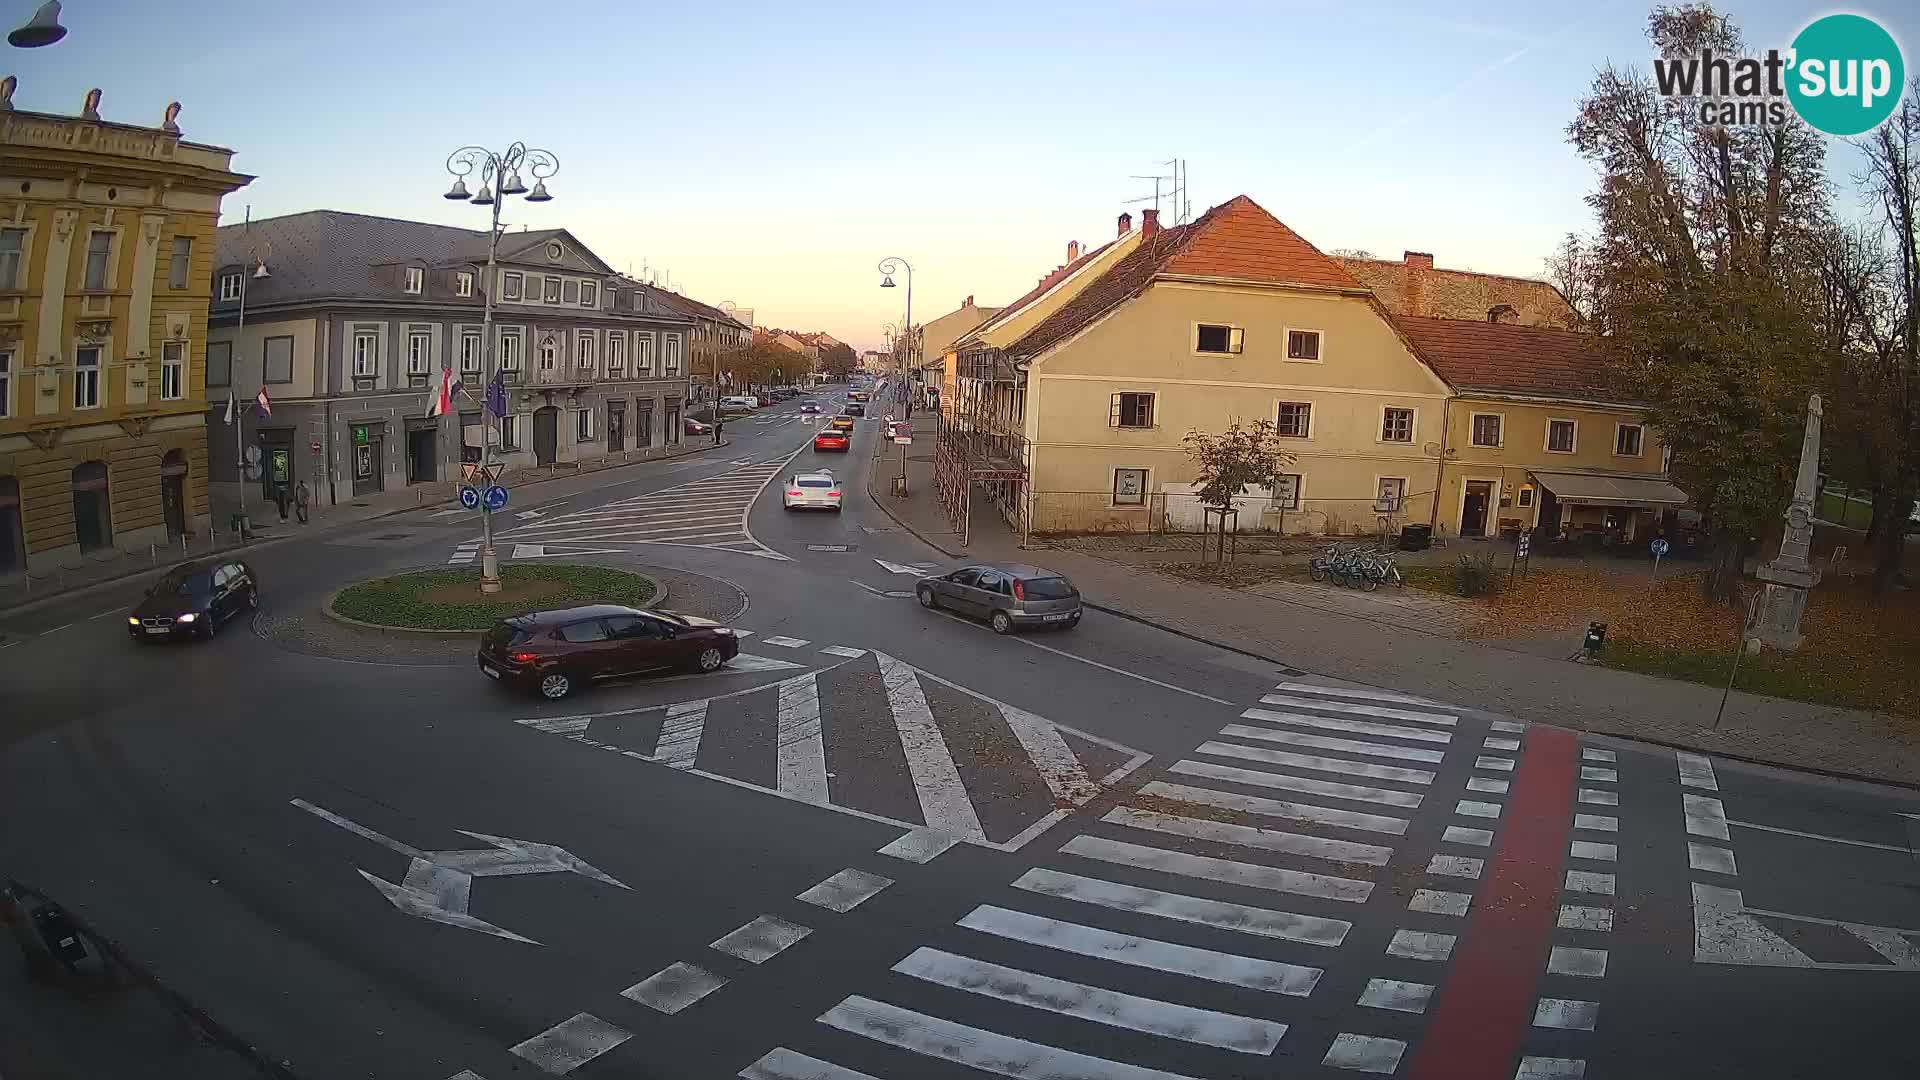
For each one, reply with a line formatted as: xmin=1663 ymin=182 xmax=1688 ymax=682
xmin=1399 ymin=523 xmax=1432 ymax=551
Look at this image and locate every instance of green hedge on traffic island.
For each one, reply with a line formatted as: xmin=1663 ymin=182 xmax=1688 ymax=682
xmin=330 ymin=563 xmax=657 ymax=632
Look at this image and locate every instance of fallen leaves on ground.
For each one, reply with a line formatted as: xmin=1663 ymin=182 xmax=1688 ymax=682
xmin=1150 ymin=561 xmax=1299 ymax=588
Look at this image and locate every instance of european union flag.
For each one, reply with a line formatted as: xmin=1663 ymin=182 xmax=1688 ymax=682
xmin=485 ymin=370 xmax=508 ymax=419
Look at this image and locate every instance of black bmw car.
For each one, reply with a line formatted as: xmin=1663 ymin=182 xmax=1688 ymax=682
xmin=127 ymin=558 xmax=259 ymax=641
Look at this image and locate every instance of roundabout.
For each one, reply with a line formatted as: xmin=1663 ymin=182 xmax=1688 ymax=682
xmin=324 ymin=563 xmax=661 ymax=634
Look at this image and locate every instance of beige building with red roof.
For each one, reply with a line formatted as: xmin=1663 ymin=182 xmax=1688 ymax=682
xmin=1336 ymin=251 xmax=1577 ymax=329
xmin=937 ymin=194 xmax=1681 ymax=544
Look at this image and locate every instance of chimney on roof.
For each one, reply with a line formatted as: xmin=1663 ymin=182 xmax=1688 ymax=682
xmin=1066 ymin=240 xmax=1079 ymax=263
xmin=964 ymin=294 xmax=974 ymax=308
xmin=1117 ymin=212 xmax=1132 ymax=237
xmin=1142 ymin=209 xmax=1159 ymax=240
xmin=1404 ymin=251 xmax=1435 ymax=317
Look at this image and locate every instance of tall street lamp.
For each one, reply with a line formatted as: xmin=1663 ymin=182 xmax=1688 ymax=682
xmin=443 ymin=141 xmax=558 ymax=596
xmin=716 ymin=300 xmax=742 ymax=442
xmin=231 ymin=253 xmax=269 ymax=532
xmin=879 ymin=257 xmax=912 ymax=492
xmin=7 ymin=1 xmax=65 ymax=47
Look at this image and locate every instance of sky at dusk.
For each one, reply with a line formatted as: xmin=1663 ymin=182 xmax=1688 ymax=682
xmin=8 ymin=0 xmax=1916 ymax=352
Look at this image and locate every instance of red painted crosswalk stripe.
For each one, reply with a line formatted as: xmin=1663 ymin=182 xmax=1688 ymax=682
xmin=1407 ymin=725 xmax=1578 ymax=1080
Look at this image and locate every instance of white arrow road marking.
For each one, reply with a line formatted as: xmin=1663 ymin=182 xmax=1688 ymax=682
xmin=511 ymin=543 xmax=545 ymax=559
xmin=515 ymin=509 xmax=546 ymax=519
xmin=429 ymin=507 xmax=468 ymax=519
xmin=874 ymin=559 xmax=929 ymax=575
xmin=292 ymin=800 xmax=629 ymax=945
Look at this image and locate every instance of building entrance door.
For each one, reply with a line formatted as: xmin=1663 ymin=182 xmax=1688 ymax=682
xmin=608 ymin=402 xmax=626 ymax=452
xmin=406 ymin=423 xmax=438 ymax=484
xmin=1462 ymin=481 xmax=1494 ymax=537
xmin=0 ymin=476 xmax=23 ymax=573
xmin=161 ymin=450 xmax=188 ymax=539
xmin=533 ymin=406 xmax=559 ymax=466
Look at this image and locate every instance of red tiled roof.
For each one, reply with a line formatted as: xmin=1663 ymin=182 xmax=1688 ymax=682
xmin=1390 ymin=315 xmax=1626 ymax=401
xmin=1007 ymin=196 xmax=1363 ymax=360
xmin=963 ymin=237 xmax=1119 ymax=344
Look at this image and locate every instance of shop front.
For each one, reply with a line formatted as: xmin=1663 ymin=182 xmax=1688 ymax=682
xmin=1530 ymin=470 xmax=1689 ymax=551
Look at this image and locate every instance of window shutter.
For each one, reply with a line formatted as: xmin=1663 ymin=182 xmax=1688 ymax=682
xmin=1229 ymin=327 xmax=1244 ymax=354
xmin=1110 ymin=394 xmax=1122 ymax=427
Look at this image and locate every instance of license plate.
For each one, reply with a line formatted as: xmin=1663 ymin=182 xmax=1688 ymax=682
xmin=144 ymin=626 xmax=168 ymax=634
xmin=482 ymin=665 xmax=500 ymax=679
xmin=1042 ymin=613 xmax=1071 ymax=622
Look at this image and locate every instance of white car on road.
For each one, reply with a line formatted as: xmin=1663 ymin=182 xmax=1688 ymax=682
xmin=783 ymin=470 xmax=843 ymax=512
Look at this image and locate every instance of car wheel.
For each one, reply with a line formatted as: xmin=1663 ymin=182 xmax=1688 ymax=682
xmin=246 ymin=589 xmax=260 ymax=611
xmin=696 ymin=646 xmax=726 ymax=672
xmin=202 ymin=613 xmax=218 ymax=639
xmin=990 ymin=610 xmax=1014 ymax=635
xmin=539 ymin=672 xmax=573 ymax=700
xmin=917 ymin=586 xmax=936 ymax=608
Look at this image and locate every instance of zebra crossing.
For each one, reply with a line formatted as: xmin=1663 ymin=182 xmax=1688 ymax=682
xmin=512 ymin=649 xmax=1150 ymax=851
xmin=740 ymin=679 xmax=1536 ymax=1080
xmin=488 ymin=457 xmax=798 ymax=560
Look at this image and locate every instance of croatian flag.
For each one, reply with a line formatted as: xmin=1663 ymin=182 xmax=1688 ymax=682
xmin=254 ymin=386 xmax=271 ymax=417
xmin=428 ymin=365 xmax=462 ymax=418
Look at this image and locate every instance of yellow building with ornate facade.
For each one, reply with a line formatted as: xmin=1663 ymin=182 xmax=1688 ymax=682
xmin=0 ymin=81 xmax=250 ymax=573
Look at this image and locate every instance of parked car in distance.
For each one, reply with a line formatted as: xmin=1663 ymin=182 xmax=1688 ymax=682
xmin=916 ymin=563 xmax=1081 ymax=634
xmin=128 ymin=558 xmax=259 ymax=641
xmin=844 ymin=402 xmax=865 ymax=417
xmin=813 ymin=428 xmax=850 ymax=452
xmin=685 ymin=417 xmax=712 ymax=436
xmin=477 ymin=605 xmax=740 ymax=700
xmin=783 ymin=470 xmax=843 ymax=510
xmin=800 ymin=402 xmax=820 ymax=415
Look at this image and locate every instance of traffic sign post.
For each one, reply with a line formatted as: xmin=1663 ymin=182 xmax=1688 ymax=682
xmin=484 ymin=485 xmax=509 ymax=512
xmin=459 ymin=486 xmax=481 ymax=511
xmin=1651 ymin=536 xmax=1670 ymax=583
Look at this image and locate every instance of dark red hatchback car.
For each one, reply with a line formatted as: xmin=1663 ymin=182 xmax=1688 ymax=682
xmin=477 ymin=604 xmax=740 ymax=700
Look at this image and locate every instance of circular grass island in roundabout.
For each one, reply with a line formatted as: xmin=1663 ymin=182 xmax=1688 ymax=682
xmin=327 ymin=563 xmax=659 ymax=634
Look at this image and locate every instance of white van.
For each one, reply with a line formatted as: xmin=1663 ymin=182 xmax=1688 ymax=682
xmin=721 ymin=395 xmax=759 ymax=410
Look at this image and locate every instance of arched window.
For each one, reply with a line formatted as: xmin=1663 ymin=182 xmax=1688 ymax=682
xmin=71 ymin=460 xmax=112 ymax=551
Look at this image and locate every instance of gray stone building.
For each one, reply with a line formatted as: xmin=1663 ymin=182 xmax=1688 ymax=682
xmin=205 ymin=211 xmax=695 ymax=512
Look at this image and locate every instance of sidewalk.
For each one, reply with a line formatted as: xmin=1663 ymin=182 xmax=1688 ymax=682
xmin=870 ymin=449 xmax=1920 ymax=787
xmin=0 ymin=437 xmax=731 ymax=616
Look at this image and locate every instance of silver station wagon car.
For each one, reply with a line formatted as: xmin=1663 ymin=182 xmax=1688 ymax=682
xmin=915 ymin=562 xmax=1082 ymax=634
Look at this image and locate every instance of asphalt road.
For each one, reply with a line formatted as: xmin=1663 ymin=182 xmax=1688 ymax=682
xmin=2 ymin=384 xmax=1918 ymax=1080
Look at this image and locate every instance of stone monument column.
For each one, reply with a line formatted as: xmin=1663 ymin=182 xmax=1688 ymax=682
xmin=1751 ymin=394 xmax=1823 ymax=653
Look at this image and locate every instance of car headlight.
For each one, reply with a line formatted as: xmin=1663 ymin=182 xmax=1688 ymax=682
xmin=176 ymin=612 xmax=198 ymax=623
xmin=712 ymin=627 xmax=735 ymax=635
xmin=128 ymin=617 xmax=141 ymax=626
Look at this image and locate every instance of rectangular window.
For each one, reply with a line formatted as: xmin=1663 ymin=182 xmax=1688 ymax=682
xmin=168 ymin=237 xmax=191 ymax=290
xmin=502 ymin=272 xmax=523 ymax=301
xmin=404 ymin=267 xmax=423 ymax=294
xmin=606 ymin=332 xmax=626 ymax=376
xmin=160 ymin=341 xmax=185 ymax=400
xmin=1110 ymin=392 xmax=1154 ymax=428
xmin=1375 ymin=477 xmax=1407 ymax=512
xmin=580 ymin=282 xmax=598 ymax=308
xmin=1547 ymin=418 xmax=1577 ymax=453
xmin=1286 ymin=329 xmax=1323 ymax=361
xmin=576 ymin=408 xmax=593 ymax=441
xmin=500 ymin=414 xmax=519 ymax=450
xmin=407 ymin=331 xmax=431 ymax=376
xmin=460 ymin=331 xmax=482 ymax=376
xmin=499 ymin=331 xmax=522 ymax=371
xmin=219 ymin=273 xmax=242 ymax=301
xmin=1615 ymin=423 xmax=1644 ymax=457
xmin=1112 ymin=467 xmax=1149 ymax=506
xmin=664 ymin=333 xmax=683 ymax=375
xmin=207 ymin=340 xmax=231 ymax=386
xmin=455 ymin=272 xmax=474 ymax=298
xmin=263 ymin=335 xmax=293 ymax=384
xmin=1518 ymin=485 xmax=1535 ymax=508
xmin=0 ymin=350 xmax=10 ymax=418
xmin=576 ymin=330 xmax=596 ymax=372
xmin=74 ymin=346 xmax=101 ymax=408
xmin=83 ymin=230 xmax=113 ymax=290
xmin=542 ymin=276 xmax=561 ymax=304
xmin=1381 ymin=407 xmax=1414 ymax=443
xmin=1470 ymin=413 xmax=1502 ymax=448
xmin=1276 ymin=401 xmax=1311 ymax=438
xmin=352 ymin=332 xmax=379 ymax=377
xmin=1274 ymin=474 xmax=1301 ymax=510
xmin=0 ymin=227 xmax=24 ymax=289
xmin=1195 ymin=324 xmax=1243 ymax=354
xmin=635 ymin=333 xmax=655 ymax=375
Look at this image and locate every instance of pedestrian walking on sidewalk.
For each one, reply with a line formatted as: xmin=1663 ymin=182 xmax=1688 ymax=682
xmin=294 ymin=480 xmax=311 ymax=524
xmin=274 ymin=482 xmax=290 ymax=522
xmin=714 ymin=419 xmax=724 ymax=443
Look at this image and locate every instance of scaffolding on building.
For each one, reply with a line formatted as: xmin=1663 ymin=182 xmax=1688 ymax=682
xmin=934 ymin=343 xmax=1029 ymax=547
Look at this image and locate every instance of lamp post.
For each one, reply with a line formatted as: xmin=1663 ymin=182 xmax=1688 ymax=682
xmin=717 ymin=301 xmax=741 ymax=442
xmin=7 ymin=1 xmax=65 ymax=47
xmin=879 ymin=258 xmax=913 ymax=491
xmin=443 ymin=141 xmax=558 ymax=596
xmin=232 ymin=253 xmax=269 ymax=533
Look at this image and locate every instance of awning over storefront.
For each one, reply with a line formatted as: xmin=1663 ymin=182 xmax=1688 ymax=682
xmin=1531 ymin=471 xmax=1689 ymax=508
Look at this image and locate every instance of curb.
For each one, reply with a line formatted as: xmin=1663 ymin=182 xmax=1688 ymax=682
xmin=319 ymin=566 xmax=665 ymax=639
xmin=864 ymin=470 xmax=1920 ymax=792
xmin=0 ymin=438 xmax=729 ymax=620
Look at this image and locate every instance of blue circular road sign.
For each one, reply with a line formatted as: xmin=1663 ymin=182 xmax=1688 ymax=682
xmin=1652 ymin=538 xmax=1670 ymax=556
xmin=459 ymin=485 xmax=481 ymax=510
xmin=484 ymin=485 xmax=509 ymax=511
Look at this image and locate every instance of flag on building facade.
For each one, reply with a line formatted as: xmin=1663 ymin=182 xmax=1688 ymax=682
xmin=485 ymin=370 xmax=508 ymax=419
xmin=222 ymin=390 xmax=236 ymax=425
xmin=428 ymin=366 xmax=454 ymax=418
xmin=254 ymin=386 xmax=272 ymax=417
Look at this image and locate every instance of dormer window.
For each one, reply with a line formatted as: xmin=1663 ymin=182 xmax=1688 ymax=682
xmin=455 ymin=271 xmax=475 ymax=298
xmin=219 ymin=272 xmax=242 ymax=302
xmin=404 ymin=267 xmax=424 ymax=294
